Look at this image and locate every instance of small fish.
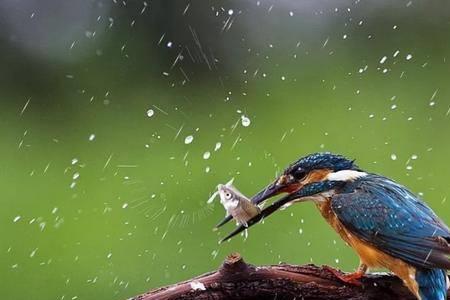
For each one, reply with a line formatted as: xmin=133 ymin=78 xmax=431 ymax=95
xmin=217 ymin=183 xmax=261 ymax=227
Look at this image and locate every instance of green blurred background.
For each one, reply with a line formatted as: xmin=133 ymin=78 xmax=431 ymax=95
xmin=1 ymin=0 xmax=450 ymax=299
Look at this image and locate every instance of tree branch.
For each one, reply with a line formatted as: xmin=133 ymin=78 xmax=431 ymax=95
xmin=130 ymin=253 xmax=449 ymax=300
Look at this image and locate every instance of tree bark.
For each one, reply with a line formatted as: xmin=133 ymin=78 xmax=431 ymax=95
xmin=130 ymin=253 xmax=449 ymax=300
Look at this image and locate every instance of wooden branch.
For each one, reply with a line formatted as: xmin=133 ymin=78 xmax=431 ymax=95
xmin=131 ymin=253 xmax=449 ymax=300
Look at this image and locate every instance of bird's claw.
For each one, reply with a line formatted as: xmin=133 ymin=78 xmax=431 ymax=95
xmin=323 ymin=266 xmax=364 ymax=286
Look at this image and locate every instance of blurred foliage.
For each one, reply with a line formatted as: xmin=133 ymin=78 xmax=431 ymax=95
xmin=0 ymin=1 xmax=450 ymax=300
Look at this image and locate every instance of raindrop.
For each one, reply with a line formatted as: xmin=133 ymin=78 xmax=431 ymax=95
xmin=30 ymin=248 xmax=38 ymax=258
xmin=391 ymin=154 xmax=397 ymax=161
xmin=228 ymin=9 xmax=234 ymax=15
xmin=241 ymin=115 xmax=251 ymax=127
xmin=184 ymin=135 xmax=194 ymax=144
xmin=13 ymin=216 xmax=21 ymax=223
xmin=379 ymin=56 xmax=387 ymax=64
xmin=214 ymin=142 xmax=222 ymax=151
xmin=406 ymin=54 xmax=413 ymax=60
xmin=146 ymin=109 xmax=154 ymax=117
xmin=203 ymin=151 xmax=211 ymax=160
xmin=88 ymin=134 xmax=96 ymax=141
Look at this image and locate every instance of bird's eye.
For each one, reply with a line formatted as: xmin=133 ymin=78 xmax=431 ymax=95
xmin=225 ymin=193 xmax=232 ymax=199
xmin=293 ymin=168 xmax=307 ymax=180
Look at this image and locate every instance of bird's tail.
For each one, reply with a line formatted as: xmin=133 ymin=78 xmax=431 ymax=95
xmin=416 ymin=268 xmax=448 ymax=300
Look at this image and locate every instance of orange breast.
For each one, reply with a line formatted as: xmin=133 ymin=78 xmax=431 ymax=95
xmin=316 ymin=200 xmax=420 ymax=298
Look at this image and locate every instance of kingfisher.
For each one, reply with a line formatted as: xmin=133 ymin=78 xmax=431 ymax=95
xmin=217 ymin=152 xmax=450 ymax=300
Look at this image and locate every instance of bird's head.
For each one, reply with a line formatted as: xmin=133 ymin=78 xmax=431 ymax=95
xmin=252 ymin=152 xmax=359 ymax=204
xmin=218 ymin=152 xmax=365 ymax=242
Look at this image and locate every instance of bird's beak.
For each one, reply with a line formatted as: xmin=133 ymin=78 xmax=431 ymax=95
xmin=251 ymin=175 xmax=301 ymax=205
xmin=218 ymin=175 xmax=303 ymax=243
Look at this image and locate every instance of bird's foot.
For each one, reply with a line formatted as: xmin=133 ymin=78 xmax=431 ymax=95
xmin=323 ymin=266 xmax=364 ymax=286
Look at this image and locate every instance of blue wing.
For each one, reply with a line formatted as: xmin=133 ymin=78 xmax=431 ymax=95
xmin=331 ymin=174 xmax=450 ymax=269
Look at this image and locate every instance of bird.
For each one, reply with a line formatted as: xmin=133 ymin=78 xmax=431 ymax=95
xmin=216 ymin=152 xmax=450 ymax=300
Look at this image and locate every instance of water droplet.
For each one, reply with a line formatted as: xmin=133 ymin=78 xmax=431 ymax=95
xmin=146 ymin=109 xmax=154 ymax=117
xmin=203 ymin=151 xmax=211 ymax=160
xmin=214 ymin=142 xmax=222 ymax=151
xmin=122 ymin=203 xmax=128 ymax=209
xmin=406 ymin=54 xmax=413 ymax=60
xmin=13 ymin=216 xmax=21 ymax=223
xmin=228 ymin=9 xmax=234 ymax=15
xmin=391 ymin=154 xmax=397 ymax=161
xmin=88 ymin=134 xmax=96 ymax=141
xmin=30 ymin=248 xmax=38 ymax=258
xmin=379 ymin=56 xmax=387 ymax=64
xmin=184 ymin=135 xmax=194 ymax=144
xmin=241 ymin=115 xmax=251 ymax=127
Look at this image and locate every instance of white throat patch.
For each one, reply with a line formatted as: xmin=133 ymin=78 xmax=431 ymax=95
xmin=326 ymin=170 xmax=367 ymax=182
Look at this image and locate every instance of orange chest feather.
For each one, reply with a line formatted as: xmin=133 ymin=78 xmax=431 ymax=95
xmin=315 ymin=200 xmax=409 ymax=269
xmin=315 ymin=200 xmax=418 ymax=296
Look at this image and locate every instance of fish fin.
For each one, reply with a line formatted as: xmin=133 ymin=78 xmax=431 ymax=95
xmin=225 ymin=178 xmax=235 ymax=186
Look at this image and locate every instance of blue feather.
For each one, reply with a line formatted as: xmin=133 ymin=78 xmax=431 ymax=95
xmin=331 ymin=174 xmax=450 ymax=269
xmin=416 ymin=268 xmax=447 ymax=300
